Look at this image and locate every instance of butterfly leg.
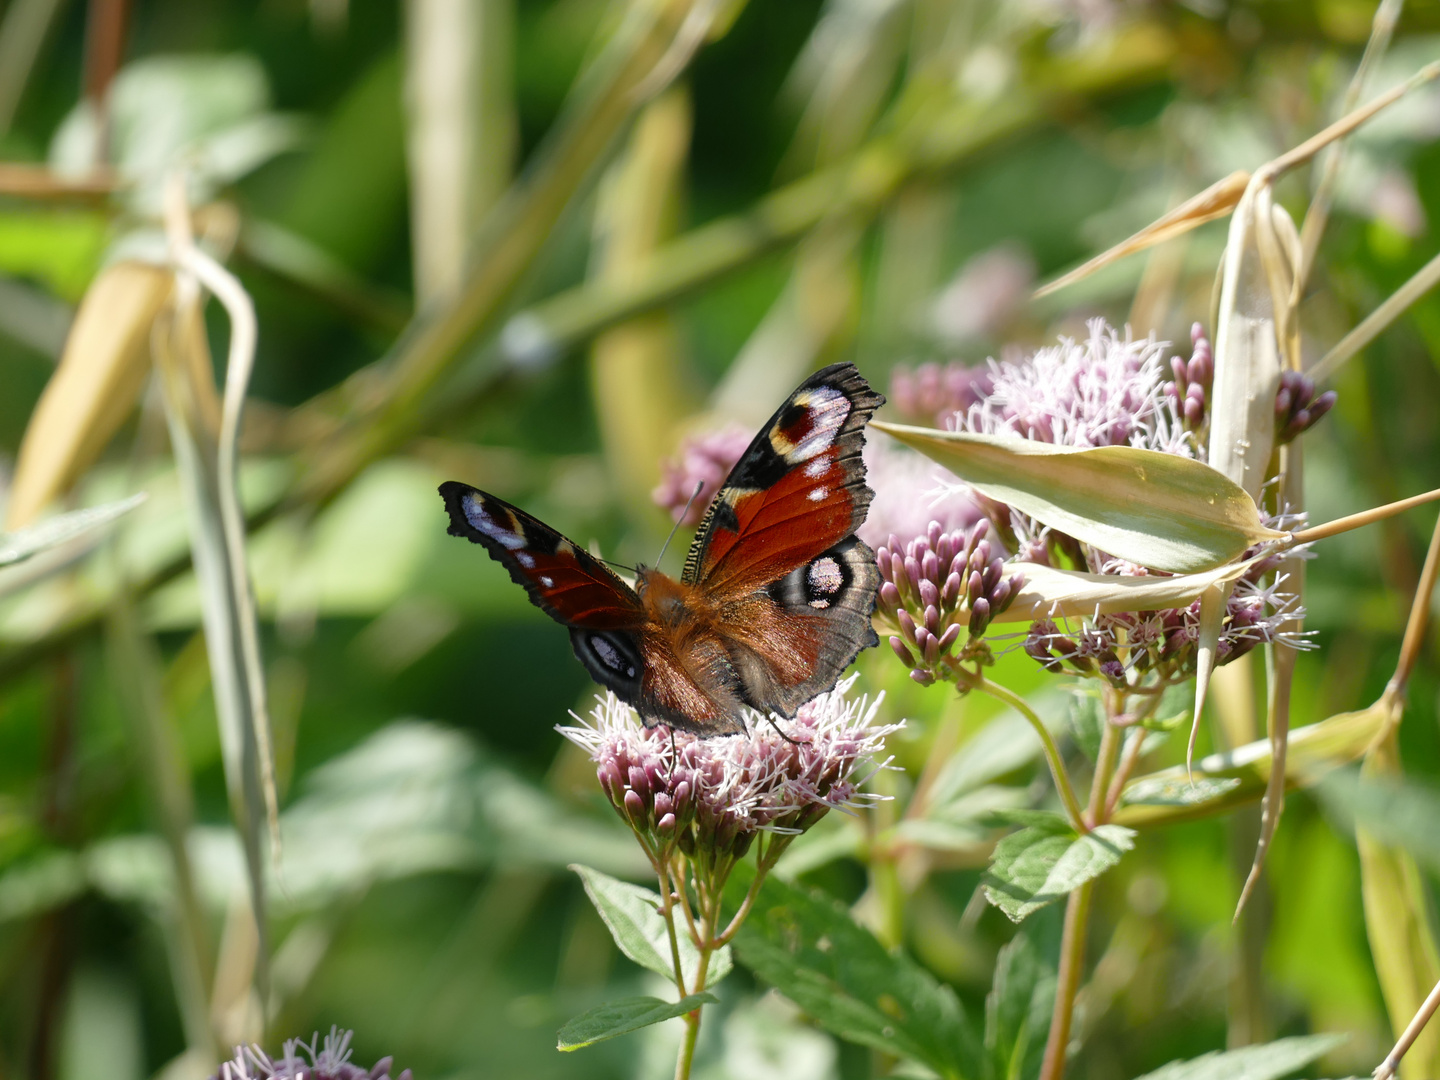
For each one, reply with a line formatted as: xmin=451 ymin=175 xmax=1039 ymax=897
xmin=762 ymin=712 xmax=811 ymax=746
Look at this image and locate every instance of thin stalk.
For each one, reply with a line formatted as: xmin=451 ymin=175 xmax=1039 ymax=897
xmin=657 ymin=863 xmax=689 ymax=995
xmin=1104 ymin=729 xmax=1148 ymax=821
xmin=1086 ymin=707 xmax=1122 ymax=828
xmin=1039 ymin=880 xmax=1095 ymax=1080
xmin=674 ymin=882 xmax=720 ymax=1080
xmin=962 ymin=667 xmax=1086 ymax=832
xmin=1388 ymin=510 xmax=1440 ymax=697
xmin=1375 ymin=976 xmax=1440 ymax=1080
xmin=1289 ymin=487 xmax=1440 ymax=545
xmin=1308 ymin=249 xmax=1440 ymax=384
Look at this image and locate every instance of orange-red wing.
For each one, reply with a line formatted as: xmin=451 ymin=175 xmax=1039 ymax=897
xmin=440 ymin=483 xmax=643 ymax=629
xmin=682 ymin=362 xmax=884 ymax=597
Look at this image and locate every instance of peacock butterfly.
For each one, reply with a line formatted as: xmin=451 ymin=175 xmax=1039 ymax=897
xmin=438 ymin=362 xmax=884 ymax=736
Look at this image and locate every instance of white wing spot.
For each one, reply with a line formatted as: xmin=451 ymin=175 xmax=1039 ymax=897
xmin=540 ymin=575 xmax=554 ymax=588
xmin=808 ymin=556 xmax=843 ymax=594
xmin=804 ymin=458 xmax=829 ymax=478
xmin=518 ymin=553 xmax=535 ymax=568
xmin=466 ymin=501 xmax=526 ymax=550
xmin=788 ymin=387 xmax=849 ymax=462
xmin=808 ymin=487 xmax=828 ymax=502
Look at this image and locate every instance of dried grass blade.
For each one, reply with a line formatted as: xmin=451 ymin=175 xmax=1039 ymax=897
xmin=1034 ymin=171 xmax=1249 ymax=299
xmin=156 ymin=176 xmax=277 ymax=1000
xmin=1309 ymin=250 xmax=1440 ymax=384
xmin=872 ymin=422 xmax=1280 ymax=573
xmin=5 ymin=261 xmax=170 ymax=529
xmin=1209 ymin=183 xmax=1280 ymax=502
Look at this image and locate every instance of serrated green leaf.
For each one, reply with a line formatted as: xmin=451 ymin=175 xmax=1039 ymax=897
xmin=984 ymin=928 xmax=1056 ymax=1080
xmin=1130 ymin=1032 xmax=1347 ymax=1080
xmin=572 ymin=864 xmax=732 ymax=989
xmin=0 ymin=494 xmax=147 ymax=568
xmin=871 ymin=423 xmax=1282 ymax=573
xmin=1121 ymin=777 xmax=1241 ymax=807
xmin=727 ymin=864 xmax=980 ymax=1079
xmin=984 ymin=823 xmax=1135 ymax=923
xmin=556 ymin=993 xmax=716 ymax=1050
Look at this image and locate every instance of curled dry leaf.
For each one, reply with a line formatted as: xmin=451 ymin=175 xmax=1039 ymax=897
xmin=6 ymin=261 xmax=173 ymax=530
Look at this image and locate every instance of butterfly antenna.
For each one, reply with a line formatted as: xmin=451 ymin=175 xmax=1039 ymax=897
xmin=656 ymin=480 xmax=705 ymax=569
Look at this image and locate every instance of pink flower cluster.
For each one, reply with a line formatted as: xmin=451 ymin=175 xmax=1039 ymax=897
xmin=557 ymin=677 xmax=899 ymax=859
xmin=652 ymin=423 xmax=754 ymax=525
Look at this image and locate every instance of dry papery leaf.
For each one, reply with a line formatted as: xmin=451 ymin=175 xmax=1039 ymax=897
xmin=6 ymin=261 xmax=172 ymax=530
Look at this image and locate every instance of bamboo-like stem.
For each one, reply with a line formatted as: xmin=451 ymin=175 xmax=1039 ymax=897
xmin=1389 ymin=510 xmax=1440 ymax=698
xmin=963 ymin=668 xmax=1087 ymax=833
xmin=1308 ymin=250 xmax=1440 ymax=384
xmin=1289 ymin=488 xmax=1440 ymax=545
xmin=1375 ymin=977 xmax=1440 ymax=1080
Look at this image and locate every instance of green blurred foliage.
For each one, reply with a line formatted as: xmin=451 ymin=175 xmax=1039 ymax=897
xmin=0 ymin=1 xmax=1437 ymax=1079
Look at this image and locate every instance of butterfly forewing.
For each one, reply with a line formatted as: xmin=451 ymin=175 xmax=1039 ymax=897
xmin=680 ymin=362 xmax=885 ymax=718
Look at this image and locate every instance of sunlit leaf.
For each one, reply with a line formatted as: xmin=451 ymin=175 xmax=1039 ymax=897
xmin=727 ymin=865 xmax=980 ymax=1079
xmin=1130 ymin=1032 xmax=1346 ymax=1080
xmin=872 ymin=423 xmax=1281 ymax=574
xmin=984 ymin=819 xmax=1135 ymax=924
xmin=994 ymin=557 xmax=1264 ymax=625
xmin=556 ymin=993 xmax=716 ymax=1051
xmin=572 ymin=864 xmax=732 ymax=989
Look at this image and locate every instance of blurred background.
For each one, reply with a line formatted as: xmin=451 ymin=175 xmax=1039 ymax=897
xmin=0 ymin=0 xmax=1437 ymax=1078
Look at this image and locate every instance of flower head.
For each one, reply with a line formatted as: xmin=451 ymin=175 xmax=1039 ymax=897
xmin=652 ymin=423 xmax=753 ymax=525
xmin=952 ymin=319 xmax=1191 ymax=457
xmin=558 ymin=677 xmax=899 ymax=858
xmin=214 ymin=1028 xmax=409 ymax=1080
xmin=874 ymin=521 xmax=1024 ymax=684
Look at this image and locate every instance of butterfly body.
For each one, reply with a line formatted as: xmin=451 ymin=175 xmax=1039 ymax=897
xmin=440 ymin=362 xmax=883 ymax=736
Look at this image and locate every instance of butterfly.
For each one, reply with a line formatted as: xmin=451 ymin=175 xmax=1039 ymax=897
xmin=438 ymin=362 xmax=884 ymax=736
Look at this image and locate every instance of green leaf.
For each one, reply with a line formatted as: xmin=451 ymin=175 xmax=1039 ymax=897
xmin=984 ymin=821 xmax=1135 ymax=923
xmin=984 ymin=928 xmax=1057 ymax=1080
xmin=1121 ymin=777 xmax=1242 ymax=807
xmin=1067 ymin=691 xmax=1104 ymax=763
xmin=871 ymin=422 xmax=1282 ymax=573
xmin=1130 ymin=1032 xmax=1347 ymax=1080
xmin=572 ymin=864 xmax=732 ymax=989
xmin=556 ymin=993 xmax=716 ymax=1051
xmin=727 ymin=864 xmax=980 ymax=1079
xmin=992 ymin=557 xmax=1265 ymax=626
xmin=0 ymin=494 xmax=146 ymax=569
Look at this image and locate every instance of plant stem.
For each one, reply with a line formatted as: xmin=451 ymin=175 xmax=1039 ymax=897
xmin=658 ymin=863 xmax=688 ymax=995
xmin=674 ymin=875 xmax=721 ymax=1080
xmin=1041 ymin=691 xmax=1127 ymax=1080
xmin=1039 ymin=879 xmax=1095 ymax=1080
xmin=966 ymin=668 xmax=1087 ymax=832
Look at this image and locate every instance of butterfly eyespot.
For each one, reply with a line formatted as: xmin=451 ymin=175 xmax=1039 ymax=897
xmin=465 ymin=501 xmax=527 ymax=550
